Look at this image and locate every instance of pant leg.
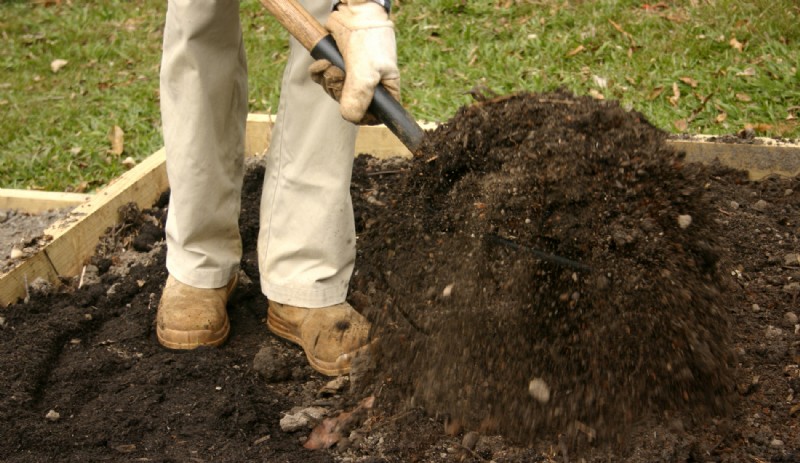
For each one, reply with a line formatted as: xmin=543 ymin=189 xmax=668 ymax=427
xmin=160 ymin=0 xmax=248 ymax=289
xmin=258 ymin=0 xmax=359 ymax=308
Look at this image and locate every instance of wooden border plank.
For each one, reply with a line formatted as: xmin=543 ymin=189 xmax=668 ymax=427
xmin=43 ymin=149 xmax=169 ymax=278
xmin=1 ymin=149 xmax=168 ymax=307
xmin=0 ymin=252 xmax=60 ymax=307
xmin=667 ymin=136 xmax=800 ymax=180
xmin=0 ymin=189 xmax=93 ymax=213
xmin=245 ymin=113 xmax=274 ymax=156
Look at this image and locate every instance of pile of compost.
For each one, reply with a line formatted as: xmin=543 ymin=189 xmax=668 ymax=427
xmin=351 ymin=91 xmax=734 ymax=444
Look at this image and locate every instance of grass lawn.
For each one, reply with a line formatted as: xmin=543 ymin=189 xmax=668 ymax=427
xmin=1 ymin=0 xmax=798 ymax=192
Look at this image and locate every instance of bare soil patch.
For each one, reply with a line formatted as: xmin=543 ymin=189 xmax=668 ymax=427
xmin=1 ymin=91 xmax=798 ymax=462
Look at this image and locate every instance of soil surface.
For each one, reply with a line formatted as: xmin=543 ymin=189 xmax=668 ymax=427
xmin=0 ymin=208 xmax=70 ymax=274
xmin=1 ymin=91 xmax=798 ymax=462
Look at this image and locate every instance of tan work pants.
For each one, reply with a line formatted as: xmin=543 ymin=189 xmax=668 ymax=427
xmin=160 ymin=0 xmax=358 ymax=308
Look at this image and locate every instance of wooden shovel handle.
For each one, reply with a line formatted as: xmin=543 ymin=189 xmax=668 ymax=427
xmin=259 ymin=0 xmax=327 ymax=51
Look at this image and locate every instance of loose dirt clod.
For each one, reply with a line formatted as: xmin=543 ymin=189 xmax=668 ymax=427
xmin=527 ymin=378 xmax=550 ymax=404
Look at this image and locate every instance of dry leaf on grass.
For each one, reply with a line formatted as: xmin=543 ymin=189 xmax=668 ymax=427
xmin=641 ymin=2 xmax=669 ymax=11
xmin=669 ymin=82 xmax=680 ymax=106
xmin=566 ymin=45 xmax=585 ymax=57
xmin=679 ymin=76 xmax=698 ymax=88
xmin=108 ymin=125 xmax=124 ymax=156
xmin=735 ymin=93 xmax=752 ymax=102
xmin=588 ymin=89 xmax=605 ymax=100
xmin=716 ymin=112 xmax=728 ymax=123
xmin=592 ymin=75 xmax=608 ymax=88
xmin=50 ymin=59 xmax=68 ymax=73
xmin=608 ymin=19 xmax=635 ymax=45
xmin=729 ymin=37 xmax=744 ymax=52
xmin=674 ymin=119 xmax=688 ymax=131
xmin=736 ymin=67 xmax=756 ymax=77
xmin=750 ymin=123 xmax=773 ymax=133
xmin=647 ymin=86 xmax=664 ymax=100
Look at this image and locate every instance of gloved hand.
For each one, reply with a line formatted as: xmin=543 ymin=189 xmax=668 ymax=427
xmin=309 ymin=1 xmax=400 ymax=125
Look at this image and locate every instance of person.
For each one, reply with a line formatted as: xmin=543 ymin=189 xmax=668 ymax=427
xmin=155 ymin=0 xmax=400 ymax=377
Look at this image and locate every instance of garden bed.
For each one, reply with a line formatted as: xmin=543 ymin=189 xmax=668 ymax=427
xmin=0 ymin=92 xmax=798 ymax=462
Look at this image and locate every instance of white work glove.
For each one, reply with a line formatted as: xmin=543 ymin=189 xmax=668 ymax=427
xmin=309 ymin=1 xmax=400 ymax=125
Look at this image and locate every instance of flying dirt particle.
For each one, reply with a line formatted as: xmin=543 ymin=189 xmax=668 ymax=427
xmin=442 ymin=283 xmax=455 ymax=298
xmin=528 ymin=378 xmax=550 ymax=404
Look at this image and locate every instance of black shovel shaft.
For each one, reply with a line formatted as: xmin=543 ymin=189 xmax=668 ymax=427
xmin=311 ymin=35 xmax=424 ymax=153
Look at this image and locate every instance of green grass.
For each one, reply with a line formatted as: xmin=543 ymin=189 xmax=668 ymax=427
xmin=1 ymin=0 xmax=798 ymax=192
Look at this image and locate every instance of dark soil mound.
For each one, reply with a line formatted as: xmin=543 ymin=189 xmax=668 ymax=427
xmin=351 ymin=91 xmax=735 ymax=442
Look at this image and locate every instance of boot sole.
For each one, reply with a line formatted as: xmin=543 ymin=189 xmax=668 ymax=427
xmin=157 ymin=317 xmax=230 ymax=350
xmin=267 ymin=311 xmax=353 ymax=377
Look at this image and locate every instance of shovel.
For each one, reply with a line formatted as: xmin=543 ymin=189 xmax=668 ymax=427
xmin=259 ymin=0 xmax=425 ymax=152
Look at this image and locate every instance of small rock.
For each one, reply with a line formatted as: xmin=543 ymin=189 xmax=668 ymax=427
xmin=80 ymin=265 xmax=101 ymax=286
xmin=442 ymin=283 xmax=455 ymax=298
xmin=729 ymin=200 xmax=739 ymax=210
xmin=770 ymin=438 xmax=784 ymax=448
xmin=279 ymin=407 xmax=327 ymax=432
xmin=462 ymin=431 xmax=480 ymax=450
xmin=253 ymin=346 xmax=291 ymax=383
xmin=677 ymin=214 xmax=692 ymax=229
xmin=784 ymin=282 xmax=800 ymax=294
xmin=753 ymin=199 xmax=769 ymax=211
xmin=319 ymin=376 xmax=349 ymax=396
xmin=751 ymin=304 xmax=761 ymax=312
xmin=765 ymin=325 xmax=783 ymax=339
xmin=785 ymin=312 xmax=799 ymax=325
xmin=528 ymin=378 xmax=551 ymax=404
xmin=45 ymin=410 xmax=60 ymax=421
xmin=0 ymin=316 xmax=6 ymax=328
xmin=10 ymin=247 xmax=24 ymax=259
xmin=29 ymin=277 xmax=53 ymax=296
xmin=612 ymin=230 xmax=634 ymax=246
xmin=785 ymin=254 xmax=800 ymax=266
xmin=0 ymin=210 xmax=8 ymax=223
xmin=106 ymin=282 xmax=122 ymax=296
xmin=785 ymin=189 xmax=794 ymax=197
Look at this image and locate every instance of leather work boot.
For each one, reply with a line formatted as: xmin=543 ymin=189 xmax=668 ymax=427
xmin=156 ymin=274 xmax=238 ymax=350
xmin=266 ymin=301 xmax=371 ymax=376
